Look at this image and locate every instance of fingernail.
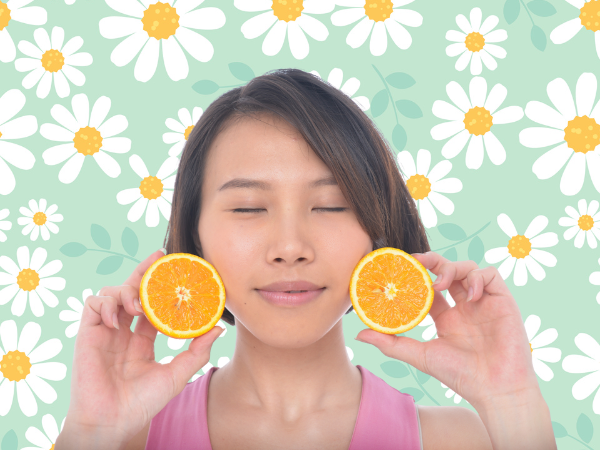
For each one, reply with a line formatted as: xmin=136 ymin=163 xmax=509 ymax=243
xmin=432 ymin=274 xmax=443 ymax=286
xmin=159 ymin=248 xmax=167 ymax=254
xmin=466 ymin=286 xmax=474 ymax=302
xmin=355 ymin=337 xmax=366 ymax=343
xmin=134 ymin=299 xmax=143 ymax=313
xmin=112 ymin=313 xmax=120 ymax=330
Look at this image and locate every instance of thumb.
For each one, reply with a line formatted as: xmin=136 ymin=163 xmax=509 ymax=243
xmin=355 ymin=329 xmax=426 ymax=373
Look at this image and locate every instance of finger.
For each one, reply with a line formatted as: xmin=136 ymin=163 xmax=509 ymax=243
xmin=413 ymin=252 xmax=478 ymax=301
xmin=133 ymin=313 xmax=159 ymax=343
xmin=465 ymin=266 xmax=511 ymax=303
xmin=355 ymin=330 xmax=427 ymax=374
xmin=98 ymin=284 xmax=142 ymax=320
xmin=81 ymin=294 xmax=120 ymax=330
xmin=124 ymin=249 xmax=166 ymax=290
xmin=427 ymin=290 xmax=452 ymax=322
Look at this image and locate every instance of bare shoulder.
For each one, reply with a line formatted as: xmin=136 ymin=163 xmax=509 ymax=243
xmin=122 ymin=421 xmax=151 ymax=450
xmin=418 ymin=405 xmax=493 ymax=450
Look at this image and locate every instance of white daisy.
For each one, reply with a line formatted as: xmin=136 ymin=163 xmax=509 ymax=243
xmin=22 ymin=413 xmax=66 ymax=450
xmin=550 ymin=0 xmax=600 ymax=60
xmin=416 ymin=290 xmax=456 ymax=341
xmin=309 ymin=68 xmax=370 ymax=111
xmin=41 ymin=93 xmax=130 ymax=184
xmin=592 ymin=257 xmax=600 ymax=305
xmin=99 ymin=0 xmax=226 ymax=82
xmin=65 ymin=0 xmax=75 ymax=4
xmin=59 ymin=288 xmax=99 ymax=338
xmin=15 ymin=26 xmax=92 ymax=99
xmin=519 ymin=72 xmax=600 ymax=196
xmin=562 ymin=333 xmax=600 ymax=414
xmin=524 ymin=315 xmax=561 ymax=382
xmin=17 ymin=198 xmax=63 ymax=242
xmin=158 ymin=353 xmax=229 ymax=383
xmin=0 ymin=320 xmax=67 ymax=417
xmin=162 ymin=106 xmax=203 ymax=157
xmin=235 ymin=0 xmax=334 ymax=60
xmin=396 ymin=149 xmax=463 ymax=228
xmin=431 ymin=76 xmax=524 ymax=170
xmin=0 ymin=246 xmax=66 ymax=317
xmin=116 ymin=154 xmax=179 ymax=227
xmin=331 ymin=0 xmax=423 ymax=56
xmin=484 ymin=213 xmax=559 ymax=287
xmin=0 ymin=88 xmax=37 ymax=196
xmin=0 ymin=208 xmax=11 ymax=242
xmin=559 ymin=198 xmax=600 ymax=249
xmin=0 ymin=0 xmax=47 ymax=63
xmin=440 ymin=381 xmax=468 ymax=404
xmin=445 ymin=7 xmax=507 ymax=75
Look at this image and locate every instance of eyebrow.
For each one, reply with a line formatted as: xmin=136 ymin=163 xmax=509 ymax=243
xmin=218 ymin=176 xmax=338 ymax=192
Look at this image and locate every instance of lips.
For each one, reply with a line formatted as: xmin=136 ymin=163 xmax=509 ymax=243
xmin=257 ymin=287 xmax=325 ymax=306
xmin=257 ymin=280 xmax=323 ymax=292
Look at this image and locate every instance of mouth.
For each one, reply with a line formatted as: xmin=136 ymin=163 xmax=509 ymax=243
xmin=256 ymin=287 xmax=326 ymax=306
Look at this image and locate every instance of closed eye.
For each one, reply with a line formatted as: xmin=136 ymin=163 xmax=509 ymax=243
xmin=232 ymin=208 xmax=348 ymax=213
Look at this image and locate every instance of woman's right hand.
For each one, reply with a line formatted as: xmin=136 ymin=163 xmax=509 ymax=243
xmin=56 ymin=249 xmax=224 ymax=448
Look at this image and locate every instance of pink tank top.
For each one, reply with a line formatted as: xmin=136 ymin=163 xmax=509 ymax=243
xmin=146 ymin=364 xmax=423 ymax=450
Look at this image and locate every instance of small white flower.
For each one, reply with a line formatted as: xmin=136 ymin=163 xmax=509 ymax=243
xmin=562 ymin=333 xmax=600 ymax=414
xmin=431 ymin=76 xmax=523 ymax=170
xmin=0 ymin=0 xmax=47 ymax=63
xmin=59 ymin=288 xmax=99 ymax=338
xmin=41 ymin=93 xmax=131 ymax=184
xmin=116 ymin=154 xmax=179 ymax=228
xmin=558 ymin=199 xmax=600 ymax=249
xmin=525 ymin=315 xmax=561 ymax=382
xmin=15 ymin=26 xmax=93 ymax=99
xmin=0 ymin=208 xmax=12 ymax=242
xmin=23 ymin=413 xmax=66 ymax=449
xmin=162 ymin=106 xmax=204 ymax=157
xmin=0 ymin=246 xmax=66 ymax=317
xmin=65 ymin=0 xmax=75 ymax=4
xmin=440 ymin=381 xmax=469 ymax=405
xmin=310 ymin=68 xmax=370 ymax=111
xmin=0 ymin=320 xmax=67 ymax=417
xmin=17 ymin=198 xmax=63 ymax=241
xmin=445 ymin=7 xmax=507 ymax=75
xmin=235 ymin=0 xmax=334 ymax=60
xmin=550 ymin=0 xmax=600 ymax=60
xmin=396 ymin=149 xmax=463 ymax=228
xmin=592 ymin=257 xmax=600 ymax=305
xmin=484 ymin=214 xmax=559 ymax=286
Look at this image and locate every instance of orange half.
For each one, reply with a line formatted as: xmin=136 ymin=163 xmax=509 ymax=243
xmin=140 ymin=253 xmax=226 ymax=339
xmin=350 ymin=247 xmax=433 ymax=335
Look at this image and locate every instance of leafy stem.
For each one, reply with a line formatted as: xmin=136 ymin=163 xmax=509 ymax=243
xmin=430 ymin=221 xmax=491 ymax=253
xmin=519 ymin=0 xmax=535 ymax=25
xmin=407 ymin=364 xmax=441 ymax=406
xmin=86 ymin=248 xmax=140 ymax=263
xmin=372 ymin=64 xmax=399 ymax=124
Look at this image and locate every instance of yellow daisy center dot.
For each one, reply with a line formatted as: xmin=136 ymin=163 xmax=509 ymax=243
xmin=0 ymin=350 xmax=31 ymax=382
xmin=465 ymin=31 xmax=485 ymax=52
xmin=464 ymin=106 xmax=493 ymax=136
xmin=530 ymin=343 xmax=533 ymax=353
xmin=271 ymin=0 xmax=304 ymax=22
xmin=184 ymin=125 xmax=194 ymax=140
xmin=364 ymin=0 xmax=393 ymax=22
xmin=142 ymin=1 xmax=180 ymax=39
xmin=33 ymin=211 xmax=47 ymax=226
xmin=580 ymin=0 xmax=600 ymax=32
xmin=0 ymin=130 xmax=2 ymax=139
xmin=140 ymin=176 xmax=164 ymax=200
xmin=50 ymin=446 xmax=55 ymax=450
xmin=41 ymin=49 xmax=65 ymax=73
xmin=0 ymin=1 xmax=11 ymax=31
xmin=563 ymin=115 xmax=600 ymax=153
xmin=73 ymin=126 xmax=103 ymax=156
xmin=578 ymin=214 xmax=594 ymax=231
xmin=17 ymin=268 xmax=40 ymax=292
xmin=507 ymin=235 xmax=531 ymax=259
xmin=405 ymin=174 xmax=431 ymax=200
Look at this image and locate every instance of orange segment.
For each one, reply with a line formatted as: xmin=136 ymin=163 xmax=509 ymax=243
xmin=350 ymin=247 xmax=433 ymax=335
xmin=140 ymin=253 xmax=226 ymax=339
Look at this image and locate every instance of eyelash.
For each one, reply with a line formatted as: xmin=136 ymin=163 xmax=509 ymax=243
xmin=232 ymin=208 xmax=348 ymax=214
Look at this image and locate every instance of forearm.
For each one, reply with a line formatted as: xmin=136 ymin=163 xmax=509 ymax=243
xmin=55 ymin=421 xmax=128 ymax=450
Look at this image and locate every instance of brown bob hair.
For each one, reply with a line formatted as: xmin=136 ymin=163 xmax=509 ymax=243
xmin=163 ymin=68 xmax=431 ymax=326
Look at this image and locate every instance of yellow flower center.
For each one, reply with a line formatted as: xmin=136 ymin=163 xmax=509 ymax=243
xmin=142 ymin=1 xmax=180 ymax=39
xmin=464 ymin=106 xmax=492 ymax=136
xmin=0 ymin=130 xmax=2 ymax=138
xmin=50 ymin=445 xmax=55 ymax=450
xmin=465 ymin=31 xmax=485 ymax=52
xmin=0 ymin=350 xmax=31 ymax=382
xmin=564 ymin=115 xmax=600 ymax=153
xmin=580 ymin=0 xmax=600 ymax=32
xmin=33 ymin=211 xmax=47 ymax=226
xmin=41 ymin=49 xmax=65 ymax=73
xmin=184 ymin=125 xmax=194 ymax=140
xmin=406 ymin=174 xmax=431 ymax=200
xmin=140 ymin=176 xmax=164 ymax=200
xmin=17 ymin=268 xmax=40 ymax=291
xmin=364 ymin=0 xmax=393 ymax=22
xmin=530 ymin=343 xmax=533 ymax=353
xmin=0 ymin=1 xmax=11 ymax=31
xmin=73 ymin=126 xmax=103 ymax=156
xmin=507 ymin=235 xmax=531 ymax=259
xmin=578 ymin=214 xmax=594 ymax=231
xmin=272 ymin=0 xmax=303 ymax=22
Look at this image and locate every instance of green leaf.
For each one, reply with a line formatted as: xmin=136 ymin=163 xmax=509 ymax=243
xmin=1 ymin=430 xmax=17 ymax=450
xmin=504 ymin=0 xmax=520 ymax=24
xmin=228 ymin=62 xmax=255 ymax=81
xmin=371 ymin=89 xmax=389 ymax=118
xmin=551 ymin=421 xmax=568 ymax=438
xmin=531 ymin=25 xmax=546 ymax=51
xmin=60 ymin=242 xmax=88 ymax=257
xmin=438 ymin=223 xmax=467 ymax=241
xmin=399 ymin=387 xmax=424 ymax=401
xmin=392 ymin=123 xmax=407 ymax=151
xmin=576 ymin=413 xmax=594 ymax=443
xmin=91 ymin=224 xmax=111 ymax=249
xmin=415 ymin=369 xmax=431 ymax=384
xmin=97 ymin=255 xmax=123 ymax=275
xmin=380 ymin=360 xmax=410 ymax=378
xmin=527 ymin=0 xmax=556 ymax=16
xmin=395 ymin=100 xmax=422 ymax=119
xmin=441 ymin=247 xmax=458 ymax=262
xmin=121 ymin=227 xmax=139 ymax=257
xmin=467 ymin=236 xmax=484 ymax=265
xmin=192 ymin=80 xmax=219 ymax=95
xmin=385 ymin=72 xmax=415 ymax=89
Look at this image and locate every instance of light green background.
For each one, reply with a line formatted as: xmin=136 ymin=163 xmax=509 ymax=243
xmin=1 ymin=0 xmax=599 ymax=448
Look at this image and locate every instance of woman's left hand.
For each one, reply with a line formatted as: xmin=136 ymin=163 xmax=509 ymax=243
xmin=355 ymin=251 xmax=540 ymax=410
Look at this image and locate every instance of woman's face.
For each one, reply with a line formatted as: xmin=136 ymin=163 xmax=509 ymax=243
xmin=198 ymin=114 xmax=373 ymax=348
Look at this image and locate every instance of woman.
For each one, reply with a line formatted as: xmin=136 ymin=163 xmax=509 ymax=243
xmin=55 ymin=69 xmax=556 ymax=449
